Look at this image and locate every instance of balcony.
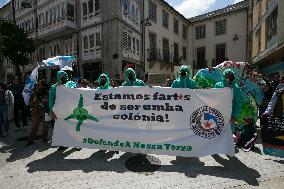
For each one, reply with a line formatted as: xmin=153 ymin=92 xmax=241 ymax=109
xmin=37 ymin=16 xmax=76 ymax=40
xmin=147 ymin=49 xmax=181 ymax=65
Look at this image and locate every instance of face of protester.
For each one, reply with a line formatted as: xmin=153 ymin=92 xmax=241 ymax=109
xmin=180 ymin=70 xmax=187 ymax=78
xmin=128 ymin=73 xmax=135 ymax=82
xmin=80 ymin=81 xmax=87 ymax=88
xmin=100 ymin=76 xmax=107 ymax=86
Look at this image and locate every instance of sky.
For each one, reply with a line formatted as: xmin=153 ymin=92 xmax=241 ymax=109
xmin=0 ymin=0 xmax=244 ymax=18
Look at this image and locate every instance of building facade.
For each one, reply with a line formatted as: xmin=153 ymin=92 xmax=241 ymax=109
xmin=1 ymin=0 xmax=250 ymax=82
xmin=188 ymin=1 xmax=248 ymax=75
xmin=0 ymin=1 xmax=15 ymax=82
xmin=143 ymin=0 xmax=189 ymax=79
xmin=248 ymin=0 xmax=284 ymax=78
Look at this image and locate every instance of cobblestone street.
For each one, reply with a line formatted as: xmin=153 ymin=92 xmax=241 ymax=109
xmin=0 ymin=122 xmax=283 ymax=189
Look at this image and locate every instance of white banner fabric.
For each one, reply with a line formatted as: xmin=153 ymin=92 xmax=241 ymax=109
xmin=52 ymin=86 xmax=234 ymax=157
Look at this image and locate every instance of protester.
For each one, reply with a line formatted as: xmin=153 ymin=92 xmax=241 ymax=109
xmin=49 ymin=70 xmax=77 ymax=151
xmin=270 ymin=74 xmax=280 ymax=92
xmin=0 ymin=83 xmax=14 ymax=137
xmin=214 ymin=69 xmax=243 ymax=128
xmin=93 ymin=80 xmax=98 ymax=89
xmin=95 ymin=73 xmax=119 ymax=153
xmin=262 ymin=78 xmax=284 ymax=118
xmin=233 ymin=118 xmax=257 ymax=151
xmin=122 ymin=68 xmax=146 ymax=86
xmin=26 ymin=80 xmax=49 ymax=146
xmin=171 ymin=65 xmax=196 ymax=89
xmin=79 ymin=79 xmax=90 ymax=89
xmin=8 ymin=77 xmax=27 ymax=130
xmin=97 ymin=74 xmax=112 ymax=90
xmin=259 ymin=81 xmax=274 ymax=116
xmin=110 ymin=79 xmax=119 ymax=88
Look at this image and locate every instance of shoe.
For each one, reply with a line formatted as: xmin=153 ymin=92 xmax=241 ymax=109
xmin=57 ymin=146 xmax=68 ymax=151
xmin=25 ymin=141 xmax=34 ymax=147
xmin=74 ymin=148 xmax=81 ymax=151
xmin=99 ymin=150 xmax=107 ymax=153
xmin=113 ymin=151 xmax=119 ymax=154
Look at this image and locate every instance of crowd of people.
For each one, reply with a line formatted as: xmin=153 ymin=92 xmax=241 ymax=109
xmin=0 ymin=65 xmax=283 ymax=153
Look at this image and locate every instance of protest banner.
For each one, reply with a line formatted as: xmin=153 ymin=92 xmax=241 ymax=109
xmin=261 ymin=116 xmax=284 ymax=158
xmin=52 ymin=87 xmax=234 ymax=157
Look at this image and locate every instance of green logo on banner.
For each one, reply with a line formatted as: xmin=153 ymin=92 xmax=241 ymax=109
xmin=65 ymin=94 xmax=99 ymax=131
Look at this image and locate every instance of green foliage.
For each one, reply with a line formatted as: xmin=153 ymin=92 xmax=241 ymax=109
xmin=0 ymin=21 xmax=35 ymax=66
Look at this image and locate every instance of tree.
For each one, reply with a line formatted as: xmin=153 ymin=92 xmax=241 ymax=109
xmin=0 ymin=21 xmax=35 ymax=80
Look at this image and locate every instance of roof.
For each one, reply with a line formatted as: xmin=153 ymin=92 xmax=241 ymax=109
xmin=189 ymin=0 xmax=247 ymax=23
xmin=159 ymin=0 xmax=189 ymax=23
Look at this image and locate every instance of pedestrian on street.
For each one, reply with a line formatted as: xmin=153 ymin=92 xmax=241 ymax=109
xmin=26 ymin=80 xmax=49 ymax=146
xmin=8 ymin=77 xmax=27 ymax=130
xmin=0 ymin=83 xmax=14 ymax=137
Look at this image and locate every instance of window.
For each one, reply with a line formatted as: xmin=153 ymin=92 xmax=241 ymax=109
xmin=122 ymin=29 xmax=128 ymax=48
xmin=183 ymin=25 xmax=187 ymax=39
xmin=135 ymin=7 xmax=139 ymax=22
xmin=162 ymin=10 xmax=169 ymax=28
xmin=96 ymin=32 xmax=101 ymax=47
xmin=95 ymin=0 xmax=100 ymax=12
xmin=132 ymin=37 xmax=136 ymax=51
xmin=182 ymin=47 xmax=186 ymax=60
xmin=196 ymin=47 xmax=206 ymax=68
xmin=128 ymin=35 xmax=131 ymax=49
xmin=130 ymin=4 xmax=135 ymax=19
xmin=195 ymin=24 xmax=205 ymax=39
xmin=162 ymin=38 xmax=169 ymax=61
xmin=67 ymin=3 xmax=74 ymax=21
xmin=215 ymin=43 xmax=226 ymax=65
xmin=82 ymin=2 xmax=87 ymax=17
xmin=136 ymin=39 xmax=139 ymax=54
xmin=173 ymin=18 xmax=179 ymax=34
xmin=148 ymin=1 xmax=157 ymax=22
xmin=88 ymin=0 xmax=93 ymax=14
xmin=149 ymin=32 xmax=157 ymax=60
xmin=174 ymin=43 xmax=179 ymax=63
xmin=83 ymin=36 xmax=88 ymax=49
xmin=215 ymin=19 xmax=226 ymax=35
xmin=89 ymin=34 xmax=95 ymax=48
xmin=266 ymin=9 xmax=278 ymax=43
xmin=56 ymin=44 xmax=60 ymax=55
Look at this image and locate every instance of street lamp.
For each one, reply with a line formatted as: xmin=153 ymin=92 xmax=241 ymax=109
xmin=141 ymin=17 xmax=151 ymax=79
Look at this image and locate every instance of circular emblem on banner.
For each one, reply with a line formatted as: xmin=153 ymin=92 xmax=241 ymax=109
xmin=190 ymin=106 xmax=225 ymax=139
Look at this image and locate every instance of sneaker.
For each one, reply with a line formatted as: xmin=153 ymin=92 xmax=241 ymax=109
xmin=25 ymin=141 xmax=34 ymax=147
xmin=57 ymin=146 xmax=68 ymax=151
xmin=99 ymin=150 xmax=107 ymax=153
xmin=74 ymin=148 xmax=81 ymax=151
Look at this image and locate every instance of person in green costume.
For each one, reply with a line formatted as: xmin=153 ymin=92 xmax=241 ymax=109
xmin=48 ymin=70 xmax=77 ymax=151
xmin=122 ymin=68 xmax=146 ymax=86
xmin=171 ymin=65 xmax=196 ymax=89
xmin=97 ymin=73 xmax=112 ymax=89
xmin=96 ymin=73 xmax=119 ymax=154
xmin=214 ymin=69 xmax=243 ymax=126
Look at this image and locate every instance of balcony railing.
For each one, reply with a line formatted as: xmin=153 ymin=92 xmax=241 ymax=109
xmin=147 ymin=48 xmax=181 ymax=65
